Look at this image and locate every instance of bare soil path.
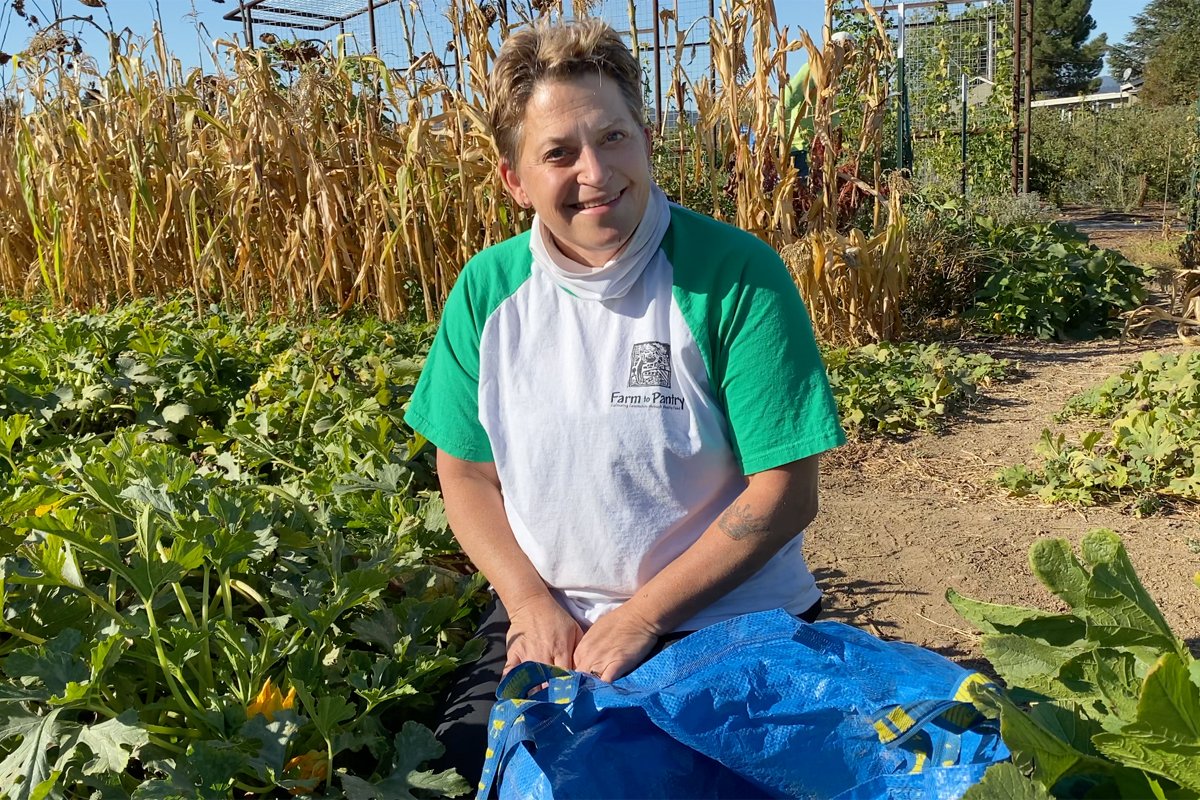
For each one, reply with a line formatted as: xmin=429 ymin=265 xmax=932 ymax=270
xmin=805 ymin=333 xmax=1200 ymax=668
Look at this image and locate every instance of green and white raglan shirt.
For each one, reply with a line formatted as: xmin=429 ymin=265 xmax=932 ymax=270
xmin=405 ymin=200 xmax=846 ymax=632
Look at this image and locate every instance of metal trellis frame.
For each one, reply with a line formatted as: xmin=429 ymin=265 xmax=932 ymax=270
xmin=868 ymin=0 xmax=1026 ymax=192
xmin=226 ymin=1 xmax=398 ymax=50
xmin=227 ymin=1 xmax=715 ymax=132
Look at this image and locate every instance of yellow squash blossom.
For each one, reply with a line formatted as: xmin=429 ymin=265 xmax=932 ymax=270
xmin=285 ymin=750 xmax=329 ymax=795
xmin=246 ymin=677 xmax=296 ymax=722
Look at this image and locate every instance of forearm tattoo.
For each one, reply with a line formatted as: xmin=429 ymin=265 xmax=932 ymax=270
xmin=717 ymin=500 xmax=771 ymax=542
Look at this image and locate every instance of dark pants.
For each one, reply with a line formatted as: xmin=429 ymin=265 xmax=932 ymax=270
xmin=432 ymin=597 xmax=823 ymax=785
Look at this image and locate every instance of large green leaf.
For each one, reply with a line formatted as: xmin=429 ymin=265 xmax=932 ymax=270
xmin=340 ymin=723 xmax=469 ymax=800
xmin=2 ymin=630 xmax=88 ymax=697
xmin=1029 ymin=539 xmax=1090 ymax=609
xmin=1137 ymin=653 xmax=1200 ymax=740
xmin=947 ymin=589 xmax=1087 ymax=645
xmin=0 ymin=708 xmax=64 ymax=800
xmin=988 ymin=690 xmax=1114 ymax=787
xmin=1086 ymin=650 xmax=1143 ymax=725
xmin=74 ymin=711 xmax=149 ymax=775
xmin=239 ymin=710 xmax=302 ymax=779
xmin=1093 ymin=726 xmax=1200 ymax=793
xmin=1079 ymin=530 xmax=1181 ymax=652
xmin=1089 ymin=653 xmax=1200 ymax=792
xmin=962 ymin=763 xmax=1053 ymax=800
xmin=979 ymin=634 xmax=1092 ymax=697
xmin=1027 ymin=700 xmax=1105 ymax=757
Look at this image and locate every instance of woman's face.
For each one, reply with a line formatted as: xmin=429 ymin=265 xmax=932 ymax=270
xmin=499 ymin=73 xmax=652 ymax=268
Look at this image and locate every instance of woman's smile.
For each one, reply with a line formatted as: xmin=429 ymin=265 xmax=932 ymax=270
xmin=569 ymin=187 xmax=626 ymax=213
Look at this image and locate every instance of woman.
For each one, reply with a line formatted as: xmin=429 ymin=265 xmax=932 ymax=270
xmin=404 ymin=17 xmax=845 ymax=783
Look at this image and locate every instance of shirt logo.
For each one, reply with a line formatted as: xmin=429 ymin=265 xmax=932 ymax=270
xmin=628 ymin=342 xmax=672 ymax=388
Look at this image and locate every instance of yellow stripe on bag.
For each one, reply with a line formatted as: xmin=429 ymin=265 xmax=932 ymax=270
xmin=909 ymin=751 xmax=927 ymax=773
xmin=954 ymin=672 xmax=990 ymax=701
xmin=873 ymin=706 xmax=916 ymax=743
xmin=873 ymin=719 xmax=897 ymax=743
xmin=888 ymin=706 xmax=916 ymax=733
xmin=941 ymin=704 xmax=980 ymax=731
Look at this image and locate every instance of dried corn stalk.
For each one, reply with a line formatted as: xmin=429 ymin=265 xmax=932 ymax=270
xmin=782 ymin=179 xmax=908 ymax=344
xmin=0 ymin=0 xmax=903 ymax=333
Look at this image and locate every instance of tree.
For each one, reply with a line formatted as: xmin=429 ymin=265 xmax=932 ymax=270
xmin=1110 ymin=0 xmax=1200 ymax=106
xmin=1031 ymin=0 xmax=1107 ymax=97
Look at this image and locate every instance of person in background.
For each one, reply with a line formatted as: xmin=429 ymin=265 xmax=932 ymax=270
xmin=403 ymin=17 xmax=846 ymax=785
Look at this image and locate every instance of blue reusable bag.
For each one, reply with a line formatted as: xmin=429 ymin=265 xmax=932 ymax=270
xmin=476 ymin=609 xmax=1008 ymax=800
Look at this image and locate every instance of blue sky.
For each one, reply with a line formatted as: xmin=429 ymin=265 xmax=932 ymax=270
xmin=1 ymin=0 xmax=1142 ymax=77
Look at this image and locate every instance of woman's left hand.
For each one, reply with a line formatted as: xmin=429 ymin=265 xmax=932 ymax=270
xmin=573 ymin=606 xmax=661 ymax=682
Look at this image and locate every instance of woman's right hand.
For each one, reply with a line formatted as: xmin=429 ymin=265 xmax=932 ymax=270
xmin=503 ymin=594 xmax=584 ymax=675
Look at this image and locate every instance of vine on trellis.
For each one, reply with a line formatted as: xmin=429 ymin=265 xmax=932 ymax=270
xmin=902 ymin=2 xmax=1015 ymax=197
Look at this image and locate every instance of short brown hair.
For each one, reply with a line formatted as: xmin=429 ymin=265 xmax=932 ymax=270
xmin=488 ymin=18 xmax=644 ymax=164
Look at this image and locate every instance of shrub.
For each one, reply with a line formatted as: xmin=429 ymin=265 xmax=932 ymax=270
xmin=970 ymin=220 xmax=1148 ymax=339
xmin=903 ymin=192 xmax=1053 ymax=324
xmin=902 ymin=190 xmax=1148 ymax=339
xmin=1030 ymin=105 xmax=1195 ymax=209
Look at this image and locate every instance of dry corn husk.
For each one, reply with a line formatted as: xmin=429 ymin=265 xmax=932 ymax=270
xmin=1 ymin=0 xmax=902 ymax=335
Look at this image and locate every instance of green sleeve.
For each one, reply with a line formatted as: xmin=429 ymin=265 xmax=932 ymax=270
xmin=667 ymin=207 xmax=846 ymax=474
xmin=404 ymin=236 xmax=533 ymax=462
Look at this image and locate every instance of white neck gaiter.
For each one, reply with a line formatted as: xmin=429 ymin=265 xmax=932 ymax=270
xmin=529 ymin=185 xmax=671 ymax=302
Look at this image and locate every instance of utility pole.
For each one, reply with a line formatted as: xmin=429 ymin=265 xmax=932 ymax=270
xmin=1022 ymin=0 xmax=1034 ymax=194
xmin=653 ymin=0 xmax=663 ymax=130
xmin=1187 ymin=87 xmax=1200 ymax=258
xmin=367 ymin=0 xmax=379 ymax=53
xmin=240 ymin=1 xmax=255 ymax=48
xmin=961 ymin=73 xmax=969 ymax=197
xmin=896 ymin=2 xmax=908 ymax=171
xmin=1011 ymin=0 xmax=1022 ymax=194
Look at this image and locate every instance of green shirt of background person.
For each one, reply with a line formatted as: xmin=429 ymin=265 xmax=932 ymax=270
xmin=779 ymin=32 xmax=853 ymax=172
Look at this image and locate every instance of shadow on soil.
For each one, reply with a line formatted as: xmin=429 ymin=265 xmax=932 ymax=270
xmin=965 ymin=339 xmax=1168 ymax=369
xmin=812 ymin=567 xmax=926 ymax=638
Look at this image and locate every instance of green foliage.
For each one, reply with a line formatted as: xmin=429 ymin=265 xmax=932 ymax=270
xmin=1031 ymin=0 xmax=1106 ymax=97
xmin=904 ymin=190 xmax=1051 ymax=324
xmin=652 ymin=126 xmax=736 ymax=221
xmin=822 ymin=342 xmax=1010 ymax=436
xmin=971 ymin=220 xmax=1148 ymax=339
xmin=998 ymin=351 xmax=1200 ymax=513
xmin=903 ymin=190 xmax=1146 ymax=338
xmin=0 ymin=300 xmax=484 ymax=799
xmin=1031 ymin=105 xmax=1196 ymax=209
xmin=950 ymin=529 xmax=1200 ymax=799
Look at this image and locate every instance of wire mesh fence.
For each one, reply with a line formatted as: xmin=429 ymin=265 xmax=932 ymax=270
xmin=882 ymin=0 xmax=1015 ymax=195
xmin=899 ymin=1 xmax=1010 ymax=134
xmin=228 ymin=0 xmax=715 ymax=128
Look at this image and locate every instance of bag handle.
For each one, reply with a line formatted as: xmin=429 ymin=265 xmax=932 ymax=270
xmin=475 ymin=663 xmax=585 ymax=800
xmin=870 ymin=673 xmax=1001 ymax=772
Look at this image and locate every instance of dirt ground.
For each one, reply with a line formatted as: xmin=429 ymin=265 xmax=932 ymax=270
xmin=805 ymin=229 xmax=1200 ymax=668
